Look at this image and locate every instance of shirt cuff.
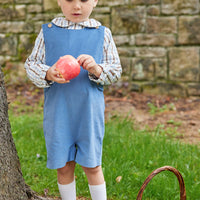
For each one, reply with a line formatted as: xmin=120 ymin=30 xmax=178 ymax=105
xmin=88 ymin=64 xmax=105 ymax=85
xmin=40 ymin=64 xmax=54 ymax=87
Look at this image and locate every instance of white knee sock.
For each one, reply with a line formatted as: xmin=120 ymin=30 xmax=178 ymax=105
xmin=58 ymin=179 xmax=76 ymax=200
xmin=89 ymin=182 xmax=107 ymax=200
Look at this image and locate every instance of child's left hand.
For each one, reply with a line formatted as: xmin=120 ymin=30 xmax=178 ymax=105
xmin=77 ymin=54 xmax=102 ymax=78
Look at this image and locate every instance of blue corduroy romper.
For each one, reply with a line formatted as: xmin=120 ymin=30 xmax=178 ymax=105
xmin=42 ymin=23 xmax=105 ymax=169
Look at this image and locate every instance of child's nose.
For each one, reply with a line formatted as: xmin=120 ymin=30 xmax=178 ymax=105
xmin=73 ymin=1 xmax=81 ymax=10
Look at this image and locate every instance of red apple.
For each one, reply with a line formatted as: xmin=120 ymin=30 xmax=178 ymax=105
xmin=56 ymin=55 xmax=80 ymax=80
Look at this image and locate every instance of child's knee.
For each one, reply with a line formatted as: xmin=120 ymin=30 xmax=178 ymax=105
xmin=57 ymin=161 xmax=76 ymax=175
xmin=82 ymin=165 xmax=102 ymax=176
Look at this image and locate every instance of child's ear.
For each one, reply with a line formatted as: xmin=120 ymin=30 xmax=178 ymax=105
xmin=57 ymin=0 xmax=61 ymax=7
xmin=93 ymin=0 xmax=98 ymax=7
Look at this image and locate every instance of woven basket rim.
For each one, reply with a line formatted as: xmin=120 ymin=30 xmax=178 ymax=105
xmin=136 ymin=166 xmax=186 ymax=200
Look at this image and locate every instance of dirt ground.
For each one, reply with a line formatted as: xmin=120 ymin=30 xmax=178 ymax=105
xmin=105 ymin=91 xmax=200 ymax=145
xmin=6 ymin=84 xmax=200 ymax=146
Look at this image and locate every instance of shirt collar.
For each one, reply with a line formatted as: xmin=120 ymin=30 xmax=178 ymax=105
xmin=52 ymin=17 xmax=101 ymax=28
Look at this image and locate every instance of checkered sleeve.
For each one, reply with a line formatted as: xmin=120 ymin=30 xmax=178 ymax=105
xmin=89 ymin=27 xmax=122 ymax=85
xmin=24 ymin=29 xmax=51 ymax=88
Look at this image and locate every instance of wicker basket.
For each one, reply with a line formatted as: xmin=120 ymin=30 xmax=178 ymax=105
xmin=136 ymin=166 xmax=186 ymax=200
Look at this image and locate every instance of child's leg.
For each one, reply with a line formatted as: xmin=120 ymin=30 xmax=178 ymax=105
xmin=57 ymin=161 xmax=76 ymax=200
xmin=82 ymin=166 xmax=107 ymax=200
xmin=57 ymin=161 xmax=76 ymax=184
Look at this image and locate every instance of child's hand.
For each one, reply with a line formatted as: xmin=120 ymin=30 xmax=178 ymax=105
xmin=45 ymin=63 xmax=70 ymax=84
xmin=77 ymin=54 xmax=102 ymax=78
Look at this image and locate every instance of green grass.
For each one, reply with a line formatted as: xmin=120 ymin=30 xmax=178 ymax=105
xmin=9 ymin=110 xmax=200 ymax=200
xmin=147 ymin=102 xmax=176 ymax=115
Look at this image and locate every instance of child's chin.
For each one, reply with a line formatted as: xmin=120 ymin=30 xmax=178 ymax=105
xmin=69 ymin=17 xmax=88 ymax=23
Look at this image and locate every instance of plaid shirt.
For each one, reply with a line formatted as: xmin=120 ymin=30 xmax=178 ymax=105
xmin=25 ymin=17 xmax=122 ymax=88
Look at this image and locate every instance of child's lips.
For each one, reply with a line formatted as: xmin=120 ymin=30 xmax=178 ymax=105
xmin=72 ymin=13 xmax=81 ymax=16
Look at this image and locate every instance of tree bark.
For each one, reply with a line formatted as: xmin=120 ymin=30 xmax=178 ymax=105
xmin=0 ymin=67 xmax=41 ymax=200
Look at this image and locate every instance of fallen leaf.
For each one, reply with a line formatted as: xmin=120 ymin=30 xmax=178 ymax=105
xmin=116 ymin=176 xmax=122 ymax=183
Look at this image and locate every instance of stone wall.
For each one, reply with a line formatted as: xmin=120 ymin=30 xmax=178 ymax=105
xmin=1 ymin=0 xmax=200 ymax=96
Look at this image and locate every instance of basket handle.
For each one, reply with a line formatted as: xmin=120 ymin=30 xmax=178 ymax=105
xmin=136 ymin=166 xmax=186 ymax=200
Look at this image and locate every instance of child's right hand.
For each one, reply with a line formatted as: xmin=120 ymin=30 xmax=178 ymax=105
xmin=45 ymin=63 xmax=69 ymax=84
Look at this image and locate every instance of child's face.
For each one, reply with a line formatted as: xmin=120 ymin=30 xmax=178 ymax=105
xmin=57 ymin=0 xmax=98 ymax=23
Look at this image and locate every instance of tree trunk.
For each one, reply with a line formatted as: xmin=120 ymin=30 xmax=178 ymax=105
xmin=0 ymin=67 xmax=41 ymax=200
